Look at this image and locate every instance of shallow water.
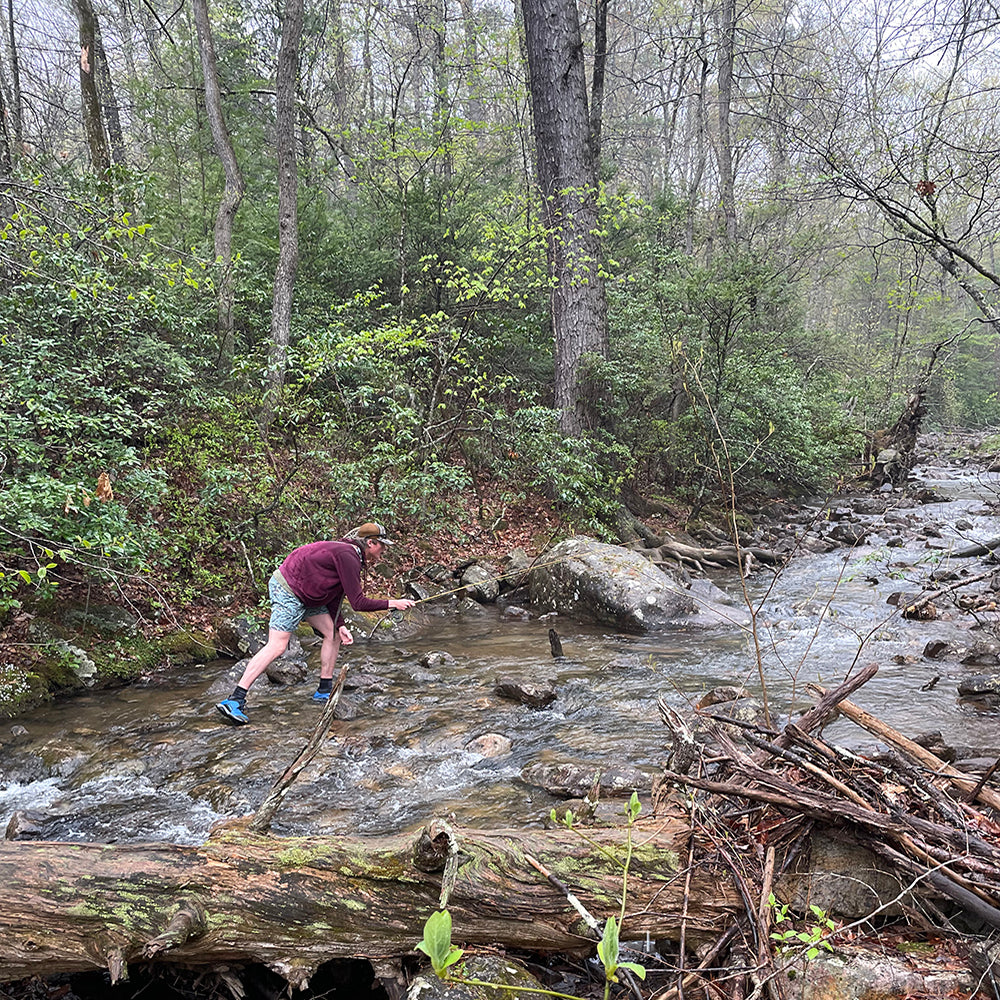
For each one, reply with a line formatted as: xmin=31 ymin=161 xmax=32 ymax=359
xmin=2 ymin=463 xmax=999 ymax=846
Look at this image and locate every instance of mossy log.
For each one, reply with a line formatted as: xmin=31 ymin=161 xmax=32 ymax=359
xmin=0 ymin=812 xmax=739 ymax=989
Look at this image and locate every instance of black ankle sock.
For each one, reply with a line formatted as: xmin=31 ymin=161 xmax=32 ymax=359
xmin=230 ymin=685 xmax=249 ymax=704
xmin=317 ymin=678 xmax=333 ymax=693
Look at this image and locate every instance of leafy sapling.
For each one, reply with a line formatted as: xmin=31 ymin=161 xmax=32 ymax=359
xmin=597 ymin=916 xmax=647 ymax=1000
xmin=416 ymin=909 xmax=464 ymax=979
xmin=769 ymin=893 xmax=836 ymax=960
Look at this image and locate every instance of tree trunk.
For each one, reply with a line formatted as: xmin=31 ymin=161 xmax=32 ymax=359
xmin=589 ymin=0 xmax=608 ymax=166
xmin=521 ymin=0 xmax=609 ymax=437
xmin=192 ymin=0 xmax=246 ymax=376
xmin=0 ymin=815 xmax=737 ymax=986
xmin=5 ymin=0 xmax=22 ymax=153
xmin=714 ymin=0 xmax=737 ymax=243
xmin=261 ymin=0 xmax=304 ymax=431
xmin=92 ymin=13 xmax=126 ymax=166
xmin=72 ymin=0 xmax=111 ymax=173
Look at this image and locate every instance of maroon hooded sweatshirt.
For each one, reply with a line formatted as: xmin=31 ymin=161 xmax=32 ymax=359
xmin=278 ymin=539 xmax=390 ymax=628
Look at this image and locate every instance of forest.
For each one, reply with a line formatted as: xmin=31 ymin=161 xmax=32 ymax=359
xmin=2 ymin=0 xmax=1000 ymax=689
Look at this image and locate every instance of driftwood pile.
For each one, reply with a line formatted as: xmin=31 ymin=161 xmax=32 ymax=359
xmin=654 ymin=661 xmax=1000 ymax=999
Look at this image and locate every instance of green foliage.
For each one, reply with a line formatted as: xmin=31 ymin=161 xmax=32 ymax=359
xmin=415 ymin=910 xmax=464 ymax=979
xmin=769 ymin=894 xmax=836 ymax=960
xmin=0 ymin=175 xmax=216 ymax=613
xmin=604 ymin=220 xmax=858 ymax=499
xmin=597 ymin=916 xmax=647 ymax=992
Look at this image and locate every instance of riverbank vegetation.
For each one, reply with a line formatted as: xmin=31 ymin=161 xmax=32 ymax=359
xmin=3 ymin=1 xmax=1000 ymax=701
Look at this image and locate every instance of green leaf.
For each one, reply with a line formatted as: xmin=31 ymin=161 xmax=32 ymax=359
xmin=415 ymin=910 xmax=464 ymax=979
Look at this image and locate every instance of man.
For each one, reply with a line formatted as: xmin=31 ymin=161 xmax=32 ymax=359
xmin=216 ymin=522 xmax=415 ymax=725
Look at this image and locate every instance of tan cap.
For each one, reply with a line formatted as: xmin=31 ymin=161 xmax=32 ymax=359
xmin=354 ymin=522 xmax=394 ymax=545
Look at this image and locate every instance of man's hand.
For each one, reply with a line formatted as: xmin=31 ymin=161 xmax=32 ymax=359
xmin=338 ymin=625 xmax=354 ymax=645
xmin=388 ymin=598 xmax=415 ymax=611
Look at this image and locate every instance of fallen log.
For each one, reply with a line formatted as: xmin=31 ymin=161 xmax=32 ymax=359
xmin=0 ymin=812 xmax=740 ymax=987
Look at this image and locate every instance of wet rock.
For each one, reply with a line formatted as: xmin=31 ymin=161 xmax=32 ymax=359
xmin=696 ymin=685 xmax=747 ymax=708
xmin=529 ymin=536 xmax=696 ymax=630
xmin=911 ymin=731 xmax=956 ymax=763
xmin=8 ymin=724 xmax=28 ymax=743
xmin=460 ymin=562 xmax=500 ymax=604
xmin=958 ymin=674 xmax=1000 ymax=697
xmin=828 ymin=522 xmax=869 ymax=546
xmin=960 ymin=641 xmax=1000 ymax=667
xmin=522 ymin=760 xmax=650 ymax=798
xmin=922 ymin=639 xmax=955 ymax=660
xmin=956 ymin=518 xmax=974 ymax=531
xmin=501 ymin=547 xmax=531 ymax=591
xmin=952 ymin=756 xmax=1000 ymax=775
xmin=259 ymin=636 xmax=308 ymax=684
xmin=494 ymin=677 xmax=556 ymax=708
xmin=800 ymin=534 xmax=838 ymax=554
xmin=5 ymin=810 xmax=47 ymax=841
xmin=465 ymin=733 xmax=512 ymax=757
xmin=406 ymin=954 xmax=547 ymax=1000
xmin=420 ymin=651 xmax=456 ymax=668
xmin=501 ymin=605 xmax=530 ymax=620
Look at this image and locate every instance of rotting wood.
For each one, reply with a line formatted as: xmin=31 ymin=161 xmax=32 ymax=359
xmin=0 ymin=813 xmax=739 ymax=986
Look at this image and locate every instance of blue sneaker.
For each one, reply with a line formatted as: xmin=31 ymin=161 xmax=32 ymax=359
xmin=311 ymin=690 xmax=331 ymax=702
xmin=216 ymin=698 xmax=249 ymax=725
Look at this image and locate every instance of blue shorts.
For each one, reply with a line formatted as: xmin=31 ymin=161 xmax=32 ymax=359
xmin=267 ymin=571 xmax=331 ymax=633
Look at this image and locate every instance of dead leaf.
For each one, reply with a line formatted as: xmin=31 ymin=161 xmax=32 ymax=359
xmin=97 ymin=472 xmax=113 ymax=502
xmin=80 ymin=45 xmax=91 ymax=74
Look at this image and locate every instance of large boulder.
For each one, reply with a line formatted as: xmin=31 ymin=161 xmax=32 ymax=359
xmin=528 ymin=536 xmax=696 ymax=630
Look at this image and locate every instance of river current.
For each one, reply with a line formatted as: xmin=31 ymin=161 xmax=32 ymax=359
xmin=2 ymin=459 xmax=999 ymax=846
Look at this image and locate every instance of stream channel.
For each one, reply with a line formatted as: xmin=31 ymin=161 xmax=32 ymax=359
xmin=3 ymin=458 xmax=1000 ymax=847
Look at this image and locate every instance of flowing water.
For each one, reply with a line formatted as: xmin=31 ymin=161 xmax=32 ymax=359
xmin=3 ymin=460 xmax=1000 ymax=847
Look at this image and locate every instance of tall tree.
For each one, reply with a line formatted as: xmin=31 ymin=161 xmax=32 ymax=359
xmin=192 ymin=0 xmax=246 ymax=375
xmin=520 ymin=0 xmax=608 ymax=436
xmin=262 ymin=0 xmax=304 ymax=430
xmin=71 ymin=0 xmax=110 ymax=173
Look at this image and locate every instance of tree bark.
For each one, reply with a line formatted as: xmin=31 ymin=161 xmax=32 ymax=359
xmin=521 ymin=0 xmax=609 ymax=437
xmin=72 ymin=0 xmax=111 ymax=174
xmin=0 ymin=814 xmax=737 ymax=986
xmin=192 ymin=0 xmax=246 ymax=376
xmin=714 ymin=0 xmax=737 ymax=243
xmin=261 ymin=0 xmax=304 ymax=431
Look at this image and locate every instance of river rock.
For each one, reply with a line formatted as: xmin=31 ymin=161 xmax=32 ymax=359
xmin=465 ymin=733 xmax=512 ymax=757
xmin=4 ymin=810 xmax=46 ymax=841
xmin=957 ymin=674 xmax=1000 ymax=697
xmin=501 ymin=547 xmax=531 ymax=590
xmin=828 ymin=522 xmax=869 ymax=546
xmin=460 ymin=562 xmax=500 ymax=604
xmin=521 ymin=760 xmax=650 ymax=798
xmin=420 ymin=651 xmax=456 ymax=668
xmin=494 ymin=677 xmax=556 ymax=708
xmin=528 ymin=536 xmax=696 ymax=630
xmin=960 ymin=641 xmax=1000 ymax=667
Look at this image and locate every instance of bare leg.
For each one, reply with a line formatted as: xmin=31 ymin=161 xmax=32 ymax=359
xmin=304 ymin=612 xmax=341 ymax=680
xmin=235 ymin=629 xmax=292 ymax=690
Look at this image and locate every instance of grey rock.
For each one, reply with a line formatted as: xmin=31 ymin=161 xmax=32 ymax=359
xmin=460 ymin=562 xmax=500 ymax=604
xmin=958 ymin=673 xmax=1000 ymax=697
xmin=521 ymin=760 xmax=650 ymax=798
xmin=529 ymin=536 xmax=696 ymax=630
xmin=494 ymin=677 xmax=556 ymax=708
xmin=407 ymin=955 xmax=546 ymax=1000
xmin=960 ymin=641 xmax=1000 ymax=667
